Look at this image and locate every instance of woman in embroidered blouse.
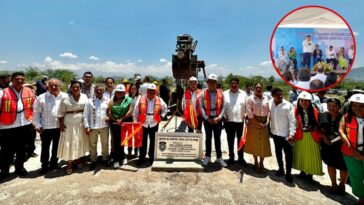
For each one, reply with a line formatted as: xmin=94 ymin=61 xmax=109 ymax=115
xmin=108 ymin=84 xmax=132 ymax=168
xmin=57 ymin=80 xmax=89 ymax=174
xmin=319 ymin=98 xmax=347 ymax=194
xmin=244 ymin=82 xmax=271 ymax=172
xmin=292 ymin=91 xmax=323 ymax=182
xmin=339 ymin=94 xmax=364 ymax=204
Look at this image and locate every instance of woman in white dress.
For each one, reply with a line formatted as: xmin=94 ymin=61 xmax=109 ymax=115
xmin=57 ymin=80 xmax=89 ymax=174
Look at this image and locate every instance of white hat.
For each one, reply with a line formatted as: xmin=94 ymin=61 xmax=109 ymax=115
xmin=189 ymin=76 xmax=198 ymax=82
xmin=147 ymin=84 xmax=157 ymax=90
xmin=349 ymin=94 xmax=364 ymax=103
xmin=115 ymin=84 xmax=126 ymax=92
xmin=135 ymin=76 xmax=142 ymax=81
xmin=78 ymin=79 xmax=84 ymax=84
xmin=297 ymin=91 xmax=312 ymax=101
xmin=207 ymin=73 xmax=218 ymax=81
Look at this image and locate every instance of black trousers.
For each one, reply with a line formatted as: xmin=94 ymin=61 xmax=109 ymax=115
xmin=272 ymin=134 xmax=293 ymax=174
xmin=26 ymin=127 xmax=36 ymax=155
xmin=0 ymin=124 xmax=32 ymax=173
xmin=40 ymin=128 xmax=60 ymax=168
xmin=139 ymin=125 xmax=158 ymax=161
xmin=302 ymin=52 xmax=312 ymax=68
xmin=187 ymin=116 xmax=203 ymax=132
xmin=110 ymin=123 xmax=125 ymax=163
xmin=204 ymin=120 xmax=222 ymax=158
xmin=224 ymin=122 xmax=244 ymax=160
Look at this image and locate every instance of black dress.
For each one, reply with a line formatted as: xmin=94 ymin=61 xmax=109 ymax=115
xmin=319 ymin=112 xmax=347 ymax=171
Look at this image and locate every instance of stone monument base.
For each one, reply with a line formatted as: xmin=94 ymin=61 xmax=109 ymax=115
xmin=151 ymin=160 xmax=204 ymax=172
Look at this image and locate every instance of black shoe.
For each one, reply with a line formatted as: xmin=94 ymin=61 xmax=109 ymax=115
xmin=39 ymin=167 xmax=49 ymax=175
xmin=227 ymin=158 xmax=235 ymax=165
xmin=89 ymin=162 xmax=97 ymax=171
xmin=49 ymin=164 xmax=60 ymax=171
xmin=285 ymin=173 xmax=293 ymax=183
xmin=102 ymin=160 xmax=111 ymax=167
xmin=15 ymin=168 xmax=28 ymax=176
xmin=275 ymin=169 xmax=285 ymax=177
xmin=299 ymin=171 xmax=307 ymax=179
xmin=305 ymin=174 xmax=313 ymax=182
xmin=238 ymin=158 xmax=247 ymax=167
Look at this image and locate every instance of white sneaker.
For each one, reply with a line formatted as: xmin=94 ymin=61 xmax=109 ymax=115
xmin=113 ymin=162 xmax=120 ymax=169
xmin=202 ymin=157 xmax=210 ymax=166
xmin=216 ymin=158 xmax=227 ymax=167
xmin=122 ymin=158 xmax=128 ymax=165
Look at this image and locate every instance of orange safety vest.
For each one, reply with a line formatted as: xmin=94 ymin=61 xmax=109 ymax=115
xmin=294 ymin=107 xmax=320 ymax=142
xmin=203 ymin=89 xmax=223 ymax=116
xmin=125 ymin=84 xmax=130 ymax=94
xmin=183 ymin=89 xmax=202 ymax=128
xmin=342 ymin=114 xmax=363 ymax=156
xmin=0 ymin=86 xmax=35 ymax=125
xmin=138 ymin=95 xmax=161 ymax=123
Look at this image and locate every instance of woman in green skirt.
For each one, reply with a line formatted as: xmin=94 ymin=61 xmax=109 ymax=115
xmin=339 ymin=94 xmax=364 ymax=205
xmin=292 ymin=91 xmax=323 ymax=181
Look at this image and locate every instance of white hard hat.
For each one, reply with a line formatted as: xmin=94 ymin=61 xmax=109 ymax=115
xmin=135 ymin=76 xmax=142 ymax=81
xmin=189 ymin=76 xmax=198 ymax=82
xmin=78 ymin=79 xmax=84 ymax=84
xmin=207 ymin=73 xmax=218 ymax=81
xmin=297 ymin=91 xmax=312 ymax=101
xmin=147 ymin=83 xmax=157 ymax=90
xmin=115 ymin=84 xmax=126 ymax=92
xmin=349 ymin=94 xmax=364 ymax=103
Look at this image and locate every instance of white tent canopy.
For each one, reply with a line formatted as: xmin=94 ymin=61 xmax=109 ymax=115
xmin=279 ymin=8 xmax=348 ymax=29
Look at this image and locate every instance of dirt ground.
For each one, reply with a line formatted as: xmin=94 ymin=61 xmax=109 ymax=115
xmin=0 ymin=117 xmax=359 ymax=205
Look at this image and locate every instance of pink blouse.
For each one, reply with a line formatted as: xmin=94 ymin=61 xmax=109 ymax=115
xmin=246 ymin=94 xmax=270 ymax=118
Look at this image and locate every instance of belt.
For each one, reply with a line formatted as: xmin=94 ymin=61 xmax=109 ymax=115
xmin=65 ymin=110 xmax=84 ymax=114
xmin=147 ymin=113 xmax=154 ymax=115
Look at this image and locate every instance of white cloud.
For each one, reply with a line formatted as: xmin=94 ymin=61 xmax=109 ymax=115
xmin=353 ymin=31 xmax=360 ymax=36
xmin=89 ymin=56 xmax=100 ymax=61
xmin=136 ymin=59 xmax=143 ymax=63
xmin=69 ymin=21 xmax=75 ymax=25
xmin=0 ymin=60 xmax=7 ymax=64
xmin=60 ymin=52 xmax=78 ymax=59
xmin=259 ymin=60 xmax=273 ymax=66
xmin=159 ymin=58 xmax=167 ymax=63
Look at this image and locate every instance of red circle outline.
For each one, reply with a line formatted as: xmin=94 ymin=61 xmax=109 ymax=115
xmin=269 ymin=5 xmax=357 ymax=92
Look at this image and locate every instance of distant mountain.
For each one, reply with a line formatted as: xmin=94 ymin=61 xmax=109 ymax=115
xmin=346 ymin=66 xmax=364 ymax=81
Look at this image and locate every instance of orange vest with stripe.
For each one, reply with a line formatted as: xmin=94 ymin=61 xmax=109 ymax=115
xmin=342 ymin=114 xmax=362 ymax=156
xmin=294 ymin=107 xmax=320 ymax=142
xmin=0 ymin=86 xmax=35 ymax=125
xmin=203 ymin=89 xmax=223 ymax=116
xmin=183 ymin=89 xmax=202 ymax=128
xmin=138 ymin=95 xmax=161 ymax=123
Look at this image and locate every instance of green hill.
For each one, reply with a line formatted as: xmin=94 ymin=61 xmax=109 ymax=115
xmin=347 ymin=66 xmax=364 ymax=81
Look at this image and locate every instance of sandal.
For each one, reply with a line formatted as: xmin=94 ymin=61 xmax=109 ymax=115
xmin=66 ymin=162 xmax=73 ymax=175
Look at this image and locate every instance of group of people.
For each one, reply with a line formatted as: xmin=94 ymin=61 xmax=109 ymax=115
xmin=181 ymin=74 xmax=363 ymax=203
xmin=276 ymin=34 xmax=354 ymax=71
xmin=282 ymin=66 xmax=339 ymax=90
xmin=0 ymin=71 xmax=363 ymax=204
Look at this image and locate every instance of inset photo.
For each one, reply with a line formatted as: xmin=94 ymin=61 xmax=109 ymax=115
xmin=270 ymin=6 xmax=356 ymax=92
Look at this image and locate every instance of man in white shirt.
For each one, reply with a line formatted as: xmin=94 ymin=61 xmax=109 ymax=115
xmin=34 ymin=78 xmax=67 ymax=174
xmin=269 ymin=88 xmax=296 ymax=183
xmin=310 ymin=66 xmax=326 ymax=84
xmin=302 ymin=35 xmax=314 ymax=68
xmin=133 ymin=84 xmax=167 ymax=166
xmin=326 ymin=45 xmax=338 ymax=70
xmin=348 ymin=44 xmax=354 ymax=67
xmin=0 ymin=72 xmax=36 ymax=180
xmin=223 ymin=77 xmax=247 ymax=165
xmin=81 ymin=71 xmax=96 ymax=98
xmin=295 ymin=68 xmax=311 ymax=90
xmin=83 ymin=84 xmax=111 ymax=170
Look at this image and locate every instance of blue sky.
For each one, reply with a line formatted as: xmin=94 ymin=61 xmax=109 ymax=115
xmin=0 ymin=0 xmax=363 ymax=78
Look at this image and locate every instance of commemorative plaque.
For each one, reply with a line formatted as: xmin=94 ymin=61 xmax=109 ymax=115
xmin=152 ymin=132 xmax=203 ymax=172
